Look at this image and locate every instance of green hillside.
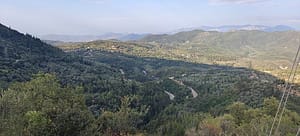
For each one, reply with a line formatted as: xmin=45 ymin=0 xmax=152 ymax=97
xmin=61 ymin=42 xmax=300 ymax=135
xmin=141 ymin=30 xmax=300 ymax=69
xmin=59 ymin=30 xmax=300 ymax=82
xmin=1 ymin=24 xmax=300 ymax=135
xmin=0 ymin=23 xmax=120 ymax=89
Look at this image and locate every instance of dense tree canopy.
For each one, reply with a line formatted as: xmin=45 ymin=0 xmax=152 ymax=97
xmin=0 ymin=74 xmax=95 ymax=136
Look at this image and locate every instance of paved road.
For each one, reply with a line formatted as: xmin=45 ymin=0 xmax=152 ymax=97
xmin=164 ymin=91 xmax=175 ymax=100
xmin=168 ymin=77 xmax=198 ymax=98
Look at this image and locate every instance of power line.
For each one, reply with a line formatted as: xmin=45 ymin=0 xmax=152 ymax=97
xmin=275 ymin=60 xmax=299 ymax=134
xmin=268 ymin=42 xmax=300 ymax=136
xmin=296 ymin=127 xmax=300 ymax=136
xmin=275 ymin=64 xmax=299 ymax=133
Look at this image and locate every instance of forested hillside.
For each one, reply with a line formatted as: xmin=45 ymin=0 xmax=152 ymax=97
xmin=140 ymin=30 xmax=300 ymax=74
xmin=1 ymin=23 xmax=300 ymax=135
xmin=61 ymin=41 xmax=300 ymax=135
xmin=0 ymin=23 xmax=121 ymax=89
xmin=59 ymin=30 xmax=300 ymax=82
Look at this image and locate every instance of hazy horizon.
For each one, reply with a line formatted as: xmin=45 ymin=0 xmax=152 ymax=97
xmin=1 ymin=0 xmax=299 ymax=35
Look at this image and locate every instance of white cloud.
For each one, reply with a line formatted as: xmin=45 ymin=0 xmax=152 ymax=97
xmin=210 ymin=0 xmax=270 ymax=4
xmin=287 ymin=19 xmax=300 ymax=23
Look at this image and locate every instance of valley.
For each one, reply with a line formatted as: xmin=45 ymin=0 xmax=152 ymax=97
xmin=1 ymin=23 xmax=300 ymax=135
xmin=1 ymin=0 xmax=300 ymax=135
xmin=57 ymin=30 xmax=300 ymax=83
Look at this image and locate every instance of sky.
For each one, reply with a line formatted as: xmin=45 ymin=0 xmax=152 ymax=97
xmin=0 ymin=0 xmax=299 ymax=35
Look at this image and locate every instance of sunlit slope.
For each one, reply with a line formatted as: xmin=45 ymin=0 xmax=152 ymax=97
xmin=59 ymin=30 xmax=300 ymax=81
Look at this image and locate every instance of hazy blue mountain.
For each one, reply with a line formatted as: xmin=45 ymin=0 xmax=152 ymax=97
xmin=39 ymin=33 xmax=148 ymax=42
xmin=40 ymin=25 xmax=294 ymax=42
xmin=118 ymin=33 xmax=149 ymax=41
xmin=39 ymin=34 xmax=100 ymax=42
xmin=263 ymin=25 xmax=295 ymax=32
xmin=172 ymin=25 xmax=295 ymax=33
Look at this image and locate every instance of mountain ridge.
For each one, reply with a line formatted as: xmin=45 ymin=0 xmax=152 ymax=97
xmin=39 ymin=25 xmax=296 ymax=42
xmin=39 ymin=33 xmax=148 ymax=42
xmin=171 ymin=25 xmax=295 ymax=33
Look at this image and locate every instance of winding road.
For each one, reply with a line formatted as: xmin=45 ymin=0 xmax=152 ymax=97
xmin=187 ymin=86 xmax=198 ymax=98
xmin=168 ymin=77 xmax=198 ymax=98
xmin=164 ymin=91 xmax=175 ymax=100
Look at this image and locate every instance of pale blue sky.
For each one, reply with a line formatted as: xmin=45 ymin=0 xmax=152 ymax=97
xmin=0 ymin=0 xmax=299 ymax=35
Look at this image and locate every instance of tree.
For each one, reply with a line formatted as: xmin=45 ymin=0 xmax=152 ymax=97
xmin=0 ymin=73 xmax=95 ymax=136
xmin=96 ymin=96 xmax=148 ymax=136
xmin=262 ymin=97 xmax=279 ymax=116
xmin=227 ymin=102 xmax=248 ymax=125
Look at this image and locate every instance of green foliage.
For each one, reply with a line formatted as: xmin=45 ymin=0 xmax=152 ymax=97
xmin=263 ymin=97 xmax=279 ymax=116
xmin=0 ymin=74 xmax=95 ymax=136
xmin=146 ymin=104 xmax=207 ymax=135
xmin=24 ymin=111 xmax=51 ymax=136
xmin=96 ymin=96 xmax=148 ymax=135
xmin=190 ymin=98 xmax=300 ymax=136
xmin=227 ymin=102 xmax=248 ymax=125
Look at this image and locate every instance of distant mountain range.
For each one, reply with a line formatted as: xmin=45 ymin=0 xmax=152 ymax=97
xmin=171 ymin=25 xmax=295 ymax=33
xmin=39 ymin=33 xmax=148 ymax=42
xmin=40 ymin=25 xmax=296 ymax=42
